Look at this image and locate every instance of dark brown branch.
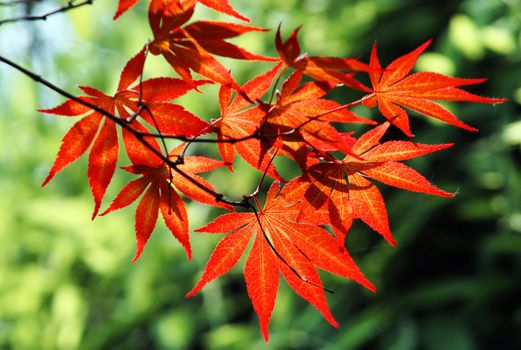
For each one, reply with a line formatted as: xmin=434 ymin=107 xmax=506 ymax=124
xmin=0 ymin=0 xmax=93 ymax=26
xmin=0 ymin=54 xmax=251 ymax=209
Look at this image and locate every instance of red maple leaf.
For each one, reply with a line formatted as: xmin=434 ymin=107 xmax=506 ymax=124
xmin=102 ymin=143 xmax=232 ymax=262
xmin=148 ymin=2 xmax=276 ymax=89
xmin=114 ymin=0 xmax=140 ymax=19
xmin=215 ymin=66 xmax=373 ymax=177
xmin=186 ymin=182 xmax=375 ymax=340
xmin=263 ymin=70 xmax=374 ymax=169
xmin=115 ymin=0 xmax=249 ymax=21
xmin=39 ymin=49 xmax=206 ymax=218
xmin=286 ymin=122 xmax=454 ymax=244
xmin=275 ymin=26 xmax=369 ymax=91
xmin=214 ymin=63 xmax=283 ymax=179
xmin=364 ymin=40 xmax=507 ymax=136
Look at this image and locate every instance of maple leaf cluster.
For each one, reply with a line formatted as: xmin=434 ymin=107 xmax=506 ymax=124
xmin=38 ymin=0 xmax=506 ymax=340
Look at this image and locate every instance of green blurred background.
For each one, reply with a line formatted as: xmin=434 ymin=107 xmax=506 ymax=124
xmin=0 ymin=0 xmax=520 ymax=349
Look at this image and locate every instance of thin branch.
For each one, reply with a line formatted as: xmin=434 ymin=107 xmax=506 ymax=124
xmin=136 ymin=130 xmax=260 ymax=143
xmin=273 ymin=93 xmax=376 ymax=138
xmin=248 ymin=149 xmax=278 ymax=199
xmin=125 ymin=45 xmax=149 ymax=123
xmin=267 ymin=67 xmax=286 ymax=105
xmin=133 ymin=94 xmax=373 ymax=145
xmin=126 ymin=47 xmax=171 ymax=160
xmin=125 ymin=103 xmax=146 ymax=123
xmin=178 ymin=118 xmax=222 ymax=162
xmin=0 ymin=54 xmax=251 ymax=209
xmin=142 ymin=105 xmax=170 ymax=157
xmin=0 ymin=0 xmax=93 ymax=26
xmin=312 ymin=92 xmax=376 ymax=119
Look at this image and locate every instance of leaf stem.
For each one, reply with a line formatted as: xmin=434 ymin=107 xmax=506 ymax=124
xmin=249 ymin=149 xmax=278 ymax=199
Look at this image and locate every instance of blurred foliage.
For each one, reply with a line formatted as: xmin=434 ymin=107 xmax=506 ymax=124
xmin=0 ymin=0 xmax=520 ymax=349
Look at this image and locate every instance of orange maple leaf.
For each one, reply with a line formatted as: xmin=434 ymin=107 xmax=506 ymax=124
xmin=365 ymin=40 xmax=507 ymax=136
xmin=186 ymin=182 xmax=374 ymax=340
xmin=102 ymin=144 xmax=232 ymax=262
xmin=115 ymin=0 xmax=249 ymax=21
xmin=286 ymin=122 xmax=454 ymax=244
xmin=39 ymin=49 xmax=207 ymax=218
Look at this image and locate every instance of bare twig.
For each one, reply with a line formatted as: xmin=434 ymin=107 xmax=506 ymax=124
xmin=0 ymin=0 xmax=94 ymax=26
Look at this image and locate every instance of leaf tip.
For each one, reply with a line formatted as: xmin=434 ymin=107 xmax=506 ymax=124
xmin=91 ymin=194 xmax=104 ymax=220
xmin=131 ymin=236 xmax=148 ymax=263
xmin=261 ymin=326 xmax=270 ymax=342
xmin=131 ymin=249 xmax=143 ymax=264
xmin=185 ymin=289 xmax=197 ymax=299
xmin=329 ymin=317 xmax=339 ymax=329
xmin=185 ymin=248 xmax=192 ymax=261
xmin=41 ymin=174 xmax=53 ymax=187
xmin=463 ymin=124 xmax=479 ymax=132
xmin=356 ymin=273 xmax=377 ymax=293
